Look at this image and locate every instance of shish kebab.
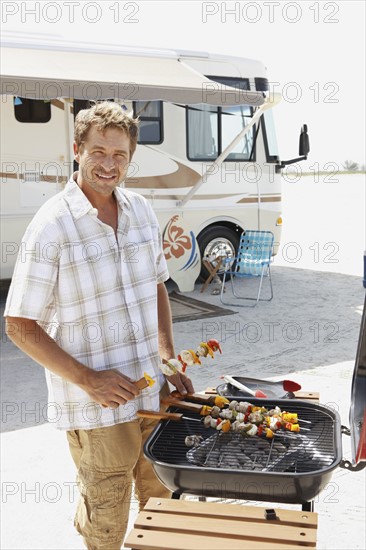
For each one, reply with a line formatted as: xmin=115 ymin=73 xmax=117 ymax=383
xmin=138 ymin=397 xmax=310 ymax=442
xmin=161 ymin=397 xmax=310 ymax=435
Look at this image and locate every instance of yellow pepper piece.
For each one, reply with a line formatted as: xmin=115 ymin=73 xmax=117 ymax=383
xmin=200 ymin=405 xmax=213 ymax=416
xmin=282 ymin=413 xmax=298 ymax=423
xmin=221 ymin=420 xmax=231 ymax=432
xmin=143 ymin=372 xmax=155 ymax=387
xmin=285 ymin=422 xmax=300 ymax=432
xmin=289 ymin=423 xmax=300 ymax=432
xmin=214 ymin=396 xmax=230 ymax=408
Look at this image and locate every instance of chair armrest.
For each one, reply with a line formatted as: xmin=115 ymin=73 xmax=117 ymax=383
xmin=222 ymin=257 xmax=237 ymax=269
xmin=222 ymin=256 xmax=238 ymax=264
xmin=260 ymin=257 xmax=274 ymax=265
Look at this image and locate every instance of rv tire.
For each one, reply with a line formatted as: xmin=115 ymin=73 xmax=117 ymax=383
xmin=197 ymin=226 xmax=240 ymax=282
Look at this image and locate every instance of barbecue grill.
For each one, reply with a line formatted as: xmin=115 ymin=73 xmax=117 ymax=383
xmin=144 ymin=399 xmax=342 ymax=504
xmin=143 ymin=295 xmax=366 ymax=507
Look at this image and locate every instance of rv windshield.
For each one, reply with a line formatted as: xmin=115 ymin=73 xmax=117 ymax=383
xmin=187 ymin=103 xmax=254 ymax=161
xmin=221 ymin=104 xmax=253 ymax=160
xmin=187 ymin=75 xmax=255 ymax=162
xmin=263 ymin=109 xmax=279 ymax=160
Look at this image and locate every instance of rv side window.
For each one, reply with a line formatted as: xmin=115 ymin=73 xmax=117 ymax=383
xmin=133 ymin=101 xmax=163 ymax=144
xmin=13 ymin=97 xmax=51 ymax=123
xmin=187 ymin=104 xmax=219 ymax=160
xmin=206 ymin=76 xmax=250 ymax=93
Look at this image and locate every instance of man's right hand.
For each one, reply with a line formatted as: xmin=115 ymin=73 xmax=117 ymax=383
xmin=80 ymin=369 xmax=140 ymax=409
xmin=5 ymin=317 xmax=140 ymax=410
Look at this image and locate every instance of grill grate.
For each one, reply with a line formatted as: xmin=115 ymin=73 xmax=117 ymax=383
xmin=149 ymin=402 xmax=337 ymax=474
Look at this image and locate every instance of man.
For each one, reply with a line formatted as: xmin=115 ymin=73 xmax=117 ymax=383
xmin=5 ymin=101 xmax=194 ymax=549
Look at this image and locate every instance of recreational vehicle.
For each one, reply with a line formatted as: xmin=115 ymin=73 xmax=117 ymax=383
xmin=0 ymin=36 xmax=309 ymax=290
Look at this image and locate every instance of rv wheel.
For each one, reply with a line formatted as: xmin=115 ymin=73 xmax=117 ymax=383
xmin=197 ymin=226 xmax=240 ymax=282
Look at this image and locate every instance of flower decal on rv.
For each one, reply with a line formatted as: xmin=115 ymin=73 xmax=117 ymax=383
xmin=163 ymin=216 xmax=192 ymax=260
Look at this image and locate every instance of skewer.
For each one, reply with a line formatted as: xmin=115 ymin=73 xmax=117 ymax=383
xmin=102 ymin=373 xmax=155 ymax=407
xmin=136 ymin=410 xmax=202 ymax=422
xmin=137 ymin=410 xmax=308 ymax=433
xmin=170 ymin=390 xmax=230 ymax=407
xmin=135 ymin=372 xmax=155 ymax=389
xmin=163 ymin=396 xmax=311 ymax=430
xmin=157 ymin=402 xmax=312 ymax=440
xmin=161 ymin=397 xmax=211 ymax=414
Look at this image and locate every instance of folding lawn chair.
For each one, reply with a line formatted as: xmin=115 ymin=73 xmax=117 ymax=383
xmin=220 ymin=230 xmax=274 ymax=307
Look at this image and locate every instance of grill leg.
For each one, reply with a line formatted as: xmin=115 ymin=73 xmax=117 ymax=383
xmin=302 ymin=501 xmax=314 ymax=512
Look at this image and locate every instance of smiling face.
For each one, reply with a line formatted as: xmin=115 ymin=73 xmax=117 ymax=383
xmin=74 ymin=126 xmax=131 ymax=198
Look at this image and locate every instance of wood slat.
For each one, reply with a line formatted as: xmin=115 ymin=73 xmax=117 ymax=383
xmin=144 ymin=498 xmax=318 ymax=528
xmin=125 ymin=499 xmax=318 ymax=550
xmin=133 ymin=511 xmax=317 ymax=545
xmin=125 ymin=528 xmax=316 ymax=550
xmin=204 ymin=387 xmax=219 ymax=394
xmin=294 ymin=391 xmax=320 ymax=401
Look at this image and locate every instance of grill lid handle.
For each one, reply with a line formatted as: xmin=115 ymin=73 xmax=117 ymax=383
xmin=349 ymin=295 xmax=366 ymax=466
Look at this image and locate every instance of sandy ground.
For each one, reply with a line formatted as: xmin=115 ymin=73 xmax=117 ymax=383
xmin=1 ymin=174 xmax=365 ymax=549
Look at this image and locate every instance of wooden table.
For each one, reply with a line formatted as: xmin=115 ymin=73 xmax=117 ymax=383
xmin=200 ymin=256 xmax=225 ymax=293
xmin=125 ymin=497 xmax=318 ymax=549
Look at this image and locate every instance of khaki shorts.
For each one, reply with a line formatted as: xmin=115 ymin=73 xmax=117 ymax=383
xmin=66 ymin=387 xmax=171 ymax=550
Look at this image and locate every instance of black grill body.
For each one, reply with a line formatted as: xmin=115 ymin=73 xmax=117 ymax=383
xmin=143 ymin=399 xmax=342 ymax=504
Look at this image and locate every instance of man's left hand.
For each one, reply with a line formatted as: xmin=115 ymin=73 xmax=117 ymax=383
xmin=165 ymin=371 xmax=194 ymax=395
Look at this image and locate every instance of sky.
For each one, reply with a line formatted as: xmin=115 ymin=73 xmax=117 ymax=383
xmin=1 ymin=0 xmax=365 ymax=170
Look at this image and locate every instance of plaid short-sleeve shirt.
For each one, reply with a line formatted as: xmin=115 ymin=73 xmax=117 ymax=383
xmin=4 ymin=174 xmax=169 ymax=430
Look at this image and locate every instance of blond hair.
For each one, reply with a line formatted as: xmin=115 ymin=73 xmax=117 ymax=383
xmin=74 ymin=101 xmax=139 ymax=159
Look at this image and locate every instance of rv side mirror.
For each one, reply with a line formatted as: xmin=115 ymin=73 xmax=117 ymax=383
xmin=299 ymin=124 xmax=310 ymax=157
